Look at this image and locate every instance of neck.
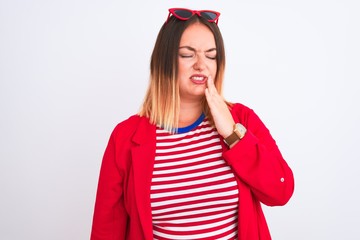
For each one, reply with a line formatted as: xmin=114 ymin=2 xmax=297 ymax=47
xmin=178 ymin=101 xmax=203 ymax=127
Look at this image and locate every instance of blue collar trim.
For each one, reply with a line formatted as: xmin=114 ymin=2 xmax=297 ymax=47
xmin=176 ymin=113 xmax=205 ymax=134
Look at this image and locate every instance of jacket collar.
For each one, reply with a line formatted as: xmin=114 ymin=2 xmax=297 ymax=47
xmin=131 ymin=115 xmax=155 ymax=145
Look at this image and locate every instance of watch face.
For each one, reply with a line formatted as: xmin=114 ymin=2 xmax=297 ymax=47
xmin=235 ymin=123 xmax=246 ymax=138
xmin=224 ymin=123 xmax=247 ymax=146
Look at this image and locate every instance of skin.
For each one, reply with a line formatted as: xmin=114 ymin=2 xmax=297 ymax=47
xmin=177 ymin=22 xmax=236 ymax=145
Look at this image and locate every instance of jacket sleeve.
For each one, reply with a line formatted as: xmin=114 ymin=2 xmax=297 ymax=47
xmin=90 ymin=126 xmax=128 ymax=240
xmin=223 ymin=104 xmax=294 ymax=206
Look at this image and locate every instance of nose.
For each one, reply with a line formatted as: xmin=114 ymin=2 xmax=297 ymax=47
xmin=193 ymin=55 xmax=205 ymax=71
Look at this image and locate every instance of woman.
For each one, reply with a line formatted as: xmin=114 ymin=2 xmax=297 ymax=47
xmin=91 ymin=8 xmax=294 ymax=240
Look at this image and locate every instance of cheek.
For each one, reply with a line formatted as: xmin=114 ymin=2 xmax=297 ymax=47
xmin=210 ymin=62 xmax=217 ymax=75
xmin=178 ymin=63 xmax=193 ymax=83
xmin=177 ymin=59 xmax=191 ymax=74
xmin=177 ymin=62 xmax=190 ymax=83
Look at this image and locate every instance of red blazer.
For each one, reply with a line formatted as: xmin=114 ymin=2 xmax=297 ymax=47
xmin=91 ymin=103 xmax=294 ymax=240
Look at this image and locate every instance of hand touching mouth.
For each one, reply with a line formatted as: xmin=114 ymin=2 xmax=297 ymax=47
xmin=190 ymin=74 xmax=208 ymax=84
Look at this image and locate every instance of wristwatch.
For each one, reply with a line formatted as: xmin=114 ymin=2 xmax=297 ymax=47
xmin=224 ymin=123 xmax=247 ymax=146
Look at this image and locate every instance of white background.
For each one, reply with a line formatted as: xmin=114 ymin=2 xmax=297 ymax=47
xmin=1 ymin=0 xmax=359 ymax=239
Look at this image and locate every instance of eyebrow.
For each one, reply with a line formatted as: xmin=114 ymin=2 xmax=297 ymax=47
xmin=179 ymin=46 xmax=217 ymax=53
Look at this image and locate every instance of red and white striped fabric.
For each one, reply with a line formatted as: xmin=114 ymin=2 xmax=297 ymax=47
xmin=151 ymin=118 xmax=239 ymax=240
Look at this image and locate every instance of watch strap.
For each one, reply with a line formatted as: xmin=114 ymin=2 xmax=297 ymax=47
xmin=224 ymin=131 xmax=240 ymax=146
xmin=224 ymin=123 xmax=247 ymax=146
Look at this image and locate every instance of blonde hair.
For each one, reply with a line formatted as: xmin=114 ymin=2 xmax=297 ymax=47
xmin=139 ymin=15 xmax=226 ymax=132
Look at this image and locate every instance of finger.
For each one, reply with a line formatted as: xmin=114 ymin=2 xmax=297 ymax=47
xmin=205 ymin=87 xmax=216 ymax=111
xmin=207 ymin=76 xmax=217 ymax=95
xmin=207 ymin=75 xmax=214 ymax=89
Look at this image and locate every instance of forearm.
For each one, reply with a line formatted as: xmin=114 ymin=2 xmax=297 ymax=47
xmin=223 ymin=130 xmax=294 ymax=206
xmin=224 ymin=106 xmax=294 ymax=206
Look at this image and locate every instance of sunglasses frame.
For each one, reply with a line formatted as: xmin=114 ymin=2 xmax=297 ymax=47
xmin=167 ymin=8 xmax=221 ymax=25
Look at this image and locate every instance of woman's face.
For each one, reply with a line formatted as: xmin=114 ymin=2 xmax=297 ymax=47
xmin=177 ymin=22 xmax=217 ymax=102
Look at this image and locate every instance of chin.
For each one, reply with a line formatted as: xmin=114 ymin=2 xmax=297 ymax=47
xmin=192 ymin=91 xmax=206 ymax=100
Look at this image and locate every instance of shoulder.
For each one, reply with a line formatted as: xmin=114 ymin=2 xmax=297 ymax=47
xmin=111 ymin=114 xmax=155 ymax=142
xmin=230 ymin=102 xmax=252 ymax=113
xmin=111 ymin=115 xmax=145 ymax=139
xmin=115 ymin=114 xmax=142 ymax=129
xmin=229 ymin=103 xmax=256 ymax=120
xmin=229 ymin=102 xmax=265 ymax=130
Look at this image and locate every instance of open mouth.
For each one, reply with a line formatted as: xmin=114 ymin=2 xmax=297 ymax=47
xmin=190 ymin=75 xmax=208 ymax=84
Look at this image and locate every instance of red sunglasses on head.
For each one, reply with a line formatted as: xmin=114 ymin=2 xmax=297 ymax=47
xmin=167 ymin=8 xmax=221 ymax=25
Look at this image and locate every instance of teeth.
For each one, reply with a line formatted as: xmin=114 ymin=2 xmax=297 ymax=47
xmin=192 ymin=76 xmax=205 ymax=81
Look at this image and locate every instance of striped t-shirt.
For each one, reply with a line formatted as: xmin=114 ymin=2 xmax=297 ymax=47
xmin=151 ymin=114 xmax=239 ymax=240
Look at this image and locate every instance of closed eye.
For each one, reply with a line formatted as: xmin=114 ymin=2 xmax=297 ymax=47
xmin=206 ymin=55 xmax=216 ymax=60
xmin=179 ymin=54 xmax=194 ymax=58
xmin=205 ymin=48 xmax=217 ymax=60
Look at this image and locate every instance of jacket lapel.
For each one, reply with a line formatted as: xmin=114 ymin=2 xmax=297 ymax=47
xmin=130 ymin=117 xmax=156 ymax=239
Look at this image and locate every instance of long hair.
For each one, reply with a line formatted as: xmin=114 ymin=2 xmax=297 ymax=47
xmin=139 ymin=15 xmax=226 ymax=132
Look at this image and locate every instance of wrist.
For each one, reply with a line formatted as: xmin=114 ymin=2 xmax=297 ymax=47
xmin=223 ymin=123 xmax=247 ymax=147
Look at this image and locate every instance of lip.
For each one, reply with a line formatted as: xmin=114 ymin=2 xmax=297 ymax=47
xmin=190 ymin=74 xmax=208 ymax=84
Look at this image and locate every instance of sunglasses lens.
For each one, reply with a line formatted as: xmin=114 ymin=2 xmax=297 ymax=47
xmin=173 ymin=9 xmax=193 ymax=19
xmin=167 ymin=8 xmax=220 ymax=24
xmin=200 ymin=11 xmax=218 ymax=21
